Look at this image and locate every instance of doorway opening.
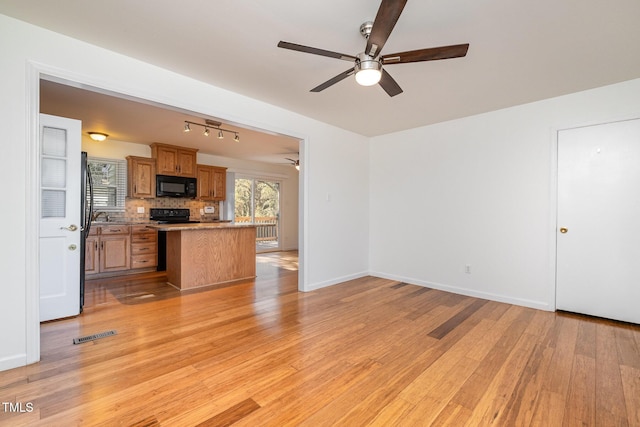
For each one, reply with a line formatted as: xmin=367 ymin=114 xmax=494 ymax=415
xmin=234 ymin=177 xmax=282 ymax=252
xmin=27 ymin=69 xmax=306 ymax=365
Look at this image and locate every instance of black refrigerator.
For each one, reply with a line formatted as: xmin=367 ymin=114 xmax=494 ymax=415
xmin=80 ymin=152 xmax=94 ymax=312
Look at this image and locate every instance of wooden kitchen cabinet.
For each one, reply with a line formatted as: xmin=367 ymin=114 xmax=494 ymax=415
xmin=84 ymin=227 xmax=99 ymax=275
xmin=130 ymin=225 xmax=158 ymax=270
xmin=151 ymin=143 xmax=198 ymax=177
xmin=126 ymin=156 xmax=156 ymax=198
xmin=196 ymin=165 xmax=227 ymax=201
xmin=85 ymin=225 xmax=131 ymax=276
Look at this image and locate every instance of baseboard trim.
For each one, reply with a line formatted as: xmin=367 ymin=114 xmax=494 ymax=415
xmin=0 ymin=353 xmax=27 ymax=372
xmin=303 ymin=271 xmax=369 ymax=292
xmin=369 ymin=271 xmax=552 ymax=312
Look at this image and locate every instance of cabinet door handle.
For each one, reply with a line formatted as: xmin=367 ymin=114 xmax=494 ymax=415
xmin=95 ymin=242 xmax=98 ymax=250
xmin=100 ymin=242 xmax=104 ymax=250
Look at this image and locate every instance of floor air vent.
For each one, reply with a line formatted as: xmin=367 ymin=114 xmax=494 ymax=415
xmin=73 ymin=330 xmax=117 ymax=345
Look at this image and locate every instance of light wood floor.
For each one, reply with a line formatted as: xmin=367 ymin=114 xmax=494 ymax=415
xmin=1 ymin=251 xmax=639 ymax=426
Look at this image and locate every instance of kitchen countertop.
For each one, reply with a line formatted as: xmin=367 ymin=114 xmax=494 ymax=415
xmin=91 ymin=220 xmax=231 ymax=226
xmin=146 ymin=222 xmax=257 ymax=232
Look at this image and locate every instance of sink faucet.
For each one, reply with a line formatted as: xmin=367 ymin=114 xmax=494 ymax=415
xmin=91 ymin=212 xmax=109 ymax=222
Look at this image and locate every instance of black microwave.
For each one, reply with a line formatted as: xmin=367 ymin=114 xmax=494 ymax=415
xmin=156 ymin=175 xmax=197 ymax=198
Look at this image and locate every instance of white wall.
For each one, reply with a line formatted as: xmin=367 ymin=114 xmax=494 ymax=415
xmin=370 ymin=78 xmax=640 ymax=310
xmin=0 ymin=14 xmax=369 ymax=371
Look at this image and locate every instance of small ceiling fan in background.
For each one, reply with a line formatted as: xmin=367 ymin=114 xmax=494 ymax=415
xmin=278 ymin=0 xmax=469 ymax=97
xmin=285 ymin=157 xmax=300 ymax=170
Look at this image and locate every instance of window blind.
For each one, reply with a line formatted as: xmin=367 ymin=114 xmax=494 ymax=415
xmin=88 ymin=157 xmax=127 ymax=211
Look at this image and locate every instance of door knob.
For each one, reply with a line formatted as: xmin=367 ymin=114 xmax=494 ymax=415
xmin=559 ymin=227 xmax=568 ymax=234
xmin=61 ymin=224 xmax=78 ymax=232
xmin=68 ymin=244 xmax=77 ymax=251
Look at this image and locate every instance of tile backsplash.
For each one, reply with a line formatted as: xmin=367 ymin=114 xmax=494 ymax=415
xmin=98 ymin=198 xmax=221 ymax=222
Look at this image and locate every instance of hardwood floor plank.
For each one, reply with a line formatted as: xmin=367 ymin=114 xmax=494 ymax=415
xmin=449 ymin=306 xmax=535 ymax=410
xmin=616 ymin=326 xmax=640 ymax=369
xmin=1 ymin=252 xmax=639 ymax=426
xmin=462 ymin=331 xmax=539 ymax=425
xmin=194 ymin=398 xmax=260 ymax=427
xmin=498 ymin=342 xmax=554 ymax=426
xmin=428 ymin=299 xmax=488 ymax=339
xmin=596 ymin=322 xmax=630 ymax=426
xmin=562 ymin=354 xmax=596 ymax=427
xmin=367 ymin=397 xmax=415 ymax=426
xmin=619 ymin=365 xmax=640 ymax=426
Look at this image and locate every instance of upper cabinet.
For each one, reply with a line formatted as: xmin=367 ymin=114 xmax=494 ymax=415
xmin=126 ymin=156 xmax=155 ymax=198
xmin=150 ymin=143 xmax=198 ymax=178
xmin=196 ymin=165 xmax=227 ymax=201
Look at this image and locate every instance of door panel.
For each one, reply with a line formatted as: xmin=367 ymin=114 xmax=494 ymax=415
xmin=556 ymin=119 xmax=640 ymax=324
xmin=39 ymin=114 xmax=82 ymax=321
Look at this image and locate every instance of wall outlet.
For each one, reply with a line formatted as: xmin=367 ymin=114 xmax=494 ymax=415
xmin=465 ymin=264 xmax=471 ymax=274
xmin=199 ymin=209 xmax=204 ymax=215
xmin=137 ymin=206 xmax=145 ymax=214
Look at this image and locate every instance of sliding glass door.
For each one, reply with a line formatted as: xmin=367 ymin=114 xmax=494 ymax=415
xmin=235 ymin=177 xmax=281 ymax=252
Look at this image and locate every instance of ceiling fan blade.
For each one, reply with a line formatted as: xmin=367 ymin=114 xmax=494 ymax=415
xmin=366 ymin=0 xmax=408 ymax=58
xmin=278 ymin=41 xmax=356 ymax=62
xmin=310 ymin=68 xmax=355 ymax=92
xmin=381 ymin=44 xmax=469 ymax=64
xmin=379 ymin=69 xmax=403 ymax=97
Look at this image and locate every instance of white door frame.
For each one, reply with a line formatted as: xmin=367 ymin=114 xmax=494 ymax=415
xmin=25 ymin=62 xmax=309 ymax=364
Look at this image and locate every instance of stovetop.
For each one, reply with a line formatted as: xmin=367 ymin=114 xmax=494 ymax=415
xmin=149 ymin=208 xmax=199 ymax=223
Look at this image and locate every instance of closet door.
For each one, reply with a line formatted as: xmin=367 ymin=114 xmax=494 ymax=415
xmin=556 ymin=118 xmax=640 ymax=324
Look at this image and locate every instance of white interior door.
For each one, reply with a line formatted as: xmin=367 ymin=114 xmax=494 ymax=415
xmin=39 ymin=113 xmax=82 ymax=321
xmin=556 ymin=118 xmax=640 ymax=324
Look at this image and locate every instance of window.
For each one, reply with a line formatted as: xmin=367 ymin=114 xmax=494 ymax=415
xmin=88 ymin=157 xmax=127 ymax=211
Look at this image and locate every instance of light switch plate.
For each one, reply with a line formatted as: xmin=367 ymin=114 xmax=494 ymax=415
xmin=204 ymin=206 xmax=215 ymax=214
xmin=137 ymin=206 xmax=145 ymax=214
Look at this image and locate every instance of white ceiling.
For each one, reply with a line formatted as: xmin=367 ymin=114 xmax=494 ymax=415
xmin=39 ymin=80 xmax=301 ymax=165
xmin=2 ymin=0 xmax=640 ymax=139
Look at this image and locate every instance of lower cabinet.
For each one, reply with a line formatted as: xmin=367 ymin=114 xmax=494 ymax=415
xmin=85 ymin=225 xmax=131 ymax=275
xmin=131 ymin=225 xmax=158 ymax=269
xmin=85 ymin=224 xmax=158 ymax=277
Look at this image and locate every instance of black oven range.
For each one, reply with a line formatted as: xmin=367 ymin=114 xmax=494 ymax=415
xmin=150 ymin=208 xmax=199 ymax=271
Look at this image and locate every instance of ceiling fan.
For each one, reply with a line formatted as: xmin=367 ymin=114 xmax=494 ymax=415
xmin=285 ymin=157 xmax=300 ymax=170
xmin=277 ymin=0 xmax=469 ymax=97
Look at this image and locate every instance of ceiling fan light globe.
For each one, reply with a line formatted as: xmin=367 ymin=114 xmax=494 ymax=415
xmin=354 ymin=53 xmax=382 ymax=86
xmin=355 ymin=68 xmax=382 ymax=86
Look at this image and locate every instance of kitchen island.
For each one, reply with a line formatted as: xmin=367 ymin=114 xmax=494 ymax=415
xmin=146 ymin=223 xmax=257 ymax=290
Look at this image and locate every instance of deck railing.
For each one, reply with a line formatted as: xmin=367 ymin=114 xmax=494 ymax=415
xmin=235 ymin=216 xmax=278 ymax=241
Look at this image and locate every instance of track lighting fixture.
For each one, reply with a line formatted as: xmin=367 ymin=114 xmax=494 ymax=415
xmin=182 ymin=120 xmax=240 ymax=142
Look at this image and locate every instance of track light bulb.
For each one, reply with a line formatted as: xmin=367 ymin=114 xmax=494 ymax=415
xmin=218 ymin=130 xmax=224 ymax=139
xmin=234 ymin=133 xmax=239 ymax=142
xmin=184 ymin=122 xmax=191 ymax=132
xmin=204 ymin=127 xmax=210 ymax=136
